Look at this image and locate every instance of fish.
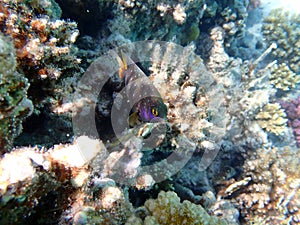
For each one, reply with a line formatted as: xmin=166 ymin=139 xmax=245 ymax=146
xmin=115 ymin=51 xmax=167 ymax=126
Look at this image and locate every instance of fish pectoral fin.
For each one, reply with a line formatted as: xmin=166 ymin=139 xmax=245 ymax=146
xmin=116 ymin=51 xmax=128 ymax=79
xmin=128 ymin=112 xmax=140 ymax=127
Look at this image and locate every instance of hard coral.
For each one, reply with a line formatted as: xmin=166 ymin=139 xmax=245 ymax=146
xmin=206 ymin=27 xmax=278 ymax=148
xmin=0 ymin=0 xmax=79 ymax=79
xmin=228 ymin=147 xmax=300 ymax=224
xmin=270 ymin=63 xmax=300 ymax=91
xmin=148 ymin=42 xmax=227 ymax=148
xmin=0 ymin=33 xmax=33 ymax=152
xmin=263 ymin=8 xmax=300 ymax=73
xmin=140 ymin=191 xmax=227 ymax=225
xmin=0 ymin=138 xmax=92 ymax=225
xmin=0 ymin=0 xmax=81 ymax=149
xmin=255 ymin=103 xmax=288 ymax=136
xmin=106 ymin=0 xmax=248 ymax=48
xmin=280 ymin=96 xmax=300 ymax=147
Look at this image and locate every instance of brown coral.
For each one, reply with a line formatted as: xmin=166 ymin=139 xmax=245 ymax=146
xmin=223 ymin=147 xmax=300 ymax=224
xmin=0 ymin=1 xmax=79 ymax=78
xmin=255 ymin=103 xmax=288 ymax=136
xmin=140 ymin=191 xmax=228 ymax=225
xmin=270 ymin=63 xmax=300 ymax=91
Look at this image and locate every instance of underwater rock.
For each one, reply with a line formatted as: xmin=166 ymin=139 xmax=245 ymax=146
xmin=58 ymin=0 xmax=249 ymax=49
xmin=55 ymin=0 xmax=113 ymax=36
xmin=60 ymin=171 xmax=134 ymax=225
xmin=0 ymin=34 xmax=33 ymax=152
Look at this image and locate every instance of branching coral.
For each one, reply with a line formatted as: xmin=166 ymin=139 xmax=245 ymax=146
xmin=255 ymin=103 xmax=288 ymax=136
xmin=0 ymin=33 xmax=33 ymax=152
xmin=127 ymin=191 xmax=227 ymax=225
xmin=263 ymin=8 xmax=300 ymax=73
xmin=280 ymin=96 xmax=300 ymax=147
xmin=225 ymin=147 xmax=300 ymax=224
xmin=270 ymin=63 xmax=300 ymax=91
xmin=147 ymin=42 xmax=227 ymax=148
xmin=205 ymin=27 xmax=279 ymax=148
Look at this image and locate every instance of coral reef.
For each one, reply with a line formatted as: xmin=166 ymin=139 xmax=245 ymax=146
xmin=0 ymin=0 xmax=80 ymax=81
xmin=56 ymin=0 xmax=249 ymax=48
xmin=263 ymin=8 xmax=300 ymax=73
xmin=269 ymin=63 xmax=300 ymax=91
xmin=0 ymin=33 xmax=33 ymax=152
xmin=0 ymin=0 xmax=81 ymax=149
xmin=280 ymin=96 xmax=300 ymax=147
xmin=254 ymin=103 xmax=288 ymax=136
xmin=206 ymin=26 xmax=276 ymax=148
xmin=2 ymin=0 xmax=300 ymax=224
xmin=126 ymin=191 xmax=227 ymax=225
xmin=223 ymin=147 xmax=300 ymax=224
xmin=148 ymin=42 xmax=227 ymax=148
xmin=0 ymin=137 xmax=92 ymax=224
xmin=62 ymin=184 xmax=134 ymax=225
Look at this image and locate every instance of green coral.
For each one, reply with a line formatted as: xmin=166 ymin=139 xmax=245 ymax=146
xmin=255 ymin=103 xmax=288 ymax=136
xmin=263 ymin=8 xmax=300 ymax=73
xmin=269 ymin=63 xmax=300 ymax=91
xmin=140 ymin=191 xmax=227 ymax=225
xmin=0 ymin=34 xmax=33 ymax=151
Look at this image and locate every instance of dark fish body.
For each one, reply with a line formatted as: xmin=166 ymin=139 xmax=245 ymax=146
xmin=116 ymin=53 xmax=167 ymax=124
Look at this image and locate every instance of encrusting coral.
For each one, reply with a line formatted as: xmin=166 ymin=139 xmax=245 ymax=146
xmin=0 ymin=33 xmax=33 ymax=152
xmin=126 ymin=191 xmax=228 ymax=225
xmin=0 ymin=0 xmax=80 ymax=80
xmin=263 ymin=8 xmax=300 ymax=73
xmin=0 ymin=0 xmax=81 ymax=116
xmin=254 ymin=103 xmax=288 ymax=136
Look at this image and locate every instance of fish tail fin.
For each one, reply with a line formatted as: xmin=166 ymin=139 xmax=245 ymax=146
xmin=116 ymin=51 xmax=128 ymax=79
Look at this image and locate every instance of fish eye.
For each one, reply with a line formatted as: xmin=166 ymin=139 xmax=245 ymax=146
xmin=151 ymin=108 xmax=158 ymax=116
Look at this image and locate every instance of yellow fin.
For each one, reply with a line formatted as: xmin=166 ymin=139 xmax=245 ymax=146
xmin=128 ymin=112 xmax=140 ymax=127
xmin=117 ymin=51 xmax=128 ymax=79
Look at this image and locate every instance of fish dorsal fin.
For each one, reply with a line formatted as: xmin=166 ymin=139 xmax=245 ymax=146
xmin=117 ymin=51 xmax=128 ymax=79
